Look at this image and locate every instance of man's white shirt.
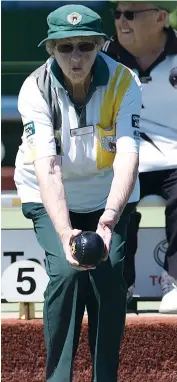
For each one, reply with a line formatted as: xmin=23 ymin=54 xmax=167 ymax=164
xmin=102 ymin=30 xmax=177 ymax=173
xmin=138 ymin=55 xmax=177 ymax=172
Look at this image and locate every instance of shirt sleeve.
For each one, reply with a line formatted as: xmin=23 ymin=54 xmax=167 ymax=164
xmin=18 ymin=76 xmax=57 ymax=164
xmin=116 ymin=70 xmax=142 ymax=153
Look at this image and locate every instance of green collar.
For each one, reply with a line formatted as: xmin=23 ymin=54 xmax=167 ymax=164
xmin=51 ymin=53 xmax=109 ymax=91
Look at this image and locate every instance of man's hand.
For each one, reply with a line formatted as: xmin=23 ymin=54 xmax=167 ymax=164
xmin=61 ymin=228 xmax=96 ymax=271
xmin=96 ymin=209 xmax=119 ymax=260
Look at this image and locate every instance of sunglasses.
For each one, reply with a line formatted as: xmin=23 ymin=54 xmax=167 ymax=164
xmin=115 ymin=8 xmax=159 ymax=21
xmin=56 ymin=42 xmax=97 ymax=54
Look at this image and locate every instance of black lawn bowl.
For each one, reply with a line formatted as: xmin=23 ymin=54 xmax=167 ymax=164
xmin=72 ymin=231 xmax=105 ymax=267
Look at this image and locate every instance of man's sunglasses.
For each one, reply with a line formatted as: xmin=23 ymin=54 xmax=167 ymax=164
xmin=56 ymin=42 xmax=97 ymax=54
xmin=115 ymin=8 xmax=159 ymax=21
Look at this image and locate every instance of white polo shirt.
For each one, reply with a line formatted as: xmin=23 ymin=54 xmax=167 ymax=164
xmin=138 ymin=55 xmax=177 ymax=172
xmin=103 ymin=28 xmax=177 ymax=173
xmin=14 ymin=52 xmax=142 ymax=212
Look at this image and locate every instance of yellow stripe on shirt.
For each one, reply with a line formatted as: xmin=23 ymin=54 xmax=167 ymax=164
xmin=96 ymin=66 xmax=132 ymax=169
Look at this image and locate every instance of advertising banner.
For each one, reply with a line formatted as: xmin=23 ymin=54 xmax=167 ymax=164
xmin=1 ymin=227 xmax=166 ymax=300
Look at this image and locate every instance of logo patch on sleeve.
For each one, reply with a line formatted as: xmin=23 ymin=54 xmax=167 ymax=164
xmin=133 ymin=130 xmax=140 ymax=140
xmin=132 ymin=115 xmax=140 ymax=128
xmin=24 ymin=121 xmax=35 ymax=138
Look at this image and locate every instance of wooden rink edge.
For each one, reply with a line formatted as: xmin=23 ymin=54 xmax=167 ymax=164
xmin=1 ymin=315 xmax=177 ymax=326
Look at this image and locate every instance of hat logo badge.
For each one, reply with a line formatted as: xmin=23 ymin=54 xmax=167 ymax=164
xmin=67 ymin=12 xmax=82 ymax=25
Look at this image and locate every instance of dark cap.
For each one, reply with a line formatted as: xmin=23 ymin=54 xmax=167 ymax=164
xmin=113 ymin=1 xmax=177 ymax=13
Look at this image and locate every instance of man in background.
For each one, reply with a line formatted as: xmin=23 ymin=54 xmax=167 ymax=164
xmin=103 ymin=1 xmax=177 ymax=313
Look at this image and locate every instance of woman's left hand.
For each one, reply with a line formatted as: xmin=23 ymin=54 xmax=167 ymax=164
xmin=96 ymin=209 xmax=119 ymax=260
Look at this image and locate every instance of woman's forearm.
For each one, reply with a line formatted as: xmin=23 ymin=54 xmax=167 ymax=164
xmin=34 ymin=156 xmax=72 ymax=239
xmin=105 ymin=152 xmax=139 ymax=216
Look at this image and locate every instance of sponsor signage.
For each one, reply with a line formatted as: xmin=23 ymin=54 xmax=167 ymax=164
xmin=1 ymin=227 xmax=167 ymax=300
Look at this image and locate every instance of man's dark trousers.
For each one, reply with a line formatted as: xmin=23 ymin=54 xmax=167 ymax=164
xmin=124 ymin=169 xmax=177 ymax=287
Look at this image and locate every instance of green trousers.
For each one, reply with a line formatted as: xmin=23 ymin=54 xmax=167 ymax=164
xmin=22 ymin=203 xmax=135 ymax=382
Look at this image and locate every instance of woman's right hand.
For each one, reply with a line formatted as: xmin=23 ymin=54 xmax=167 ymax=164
xmin=61 ymin=228 xmax=96 ymax=271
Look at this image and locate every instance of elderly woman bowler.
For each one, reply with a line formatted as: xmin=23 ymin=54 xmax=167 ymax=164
xmin=14 ymin=4 xmax=142 ymax=382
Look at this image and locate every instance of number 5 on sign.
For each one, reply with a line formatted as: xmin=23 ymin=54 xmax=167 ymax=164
xmin=1 ymin=260 xmax=49 ymax=302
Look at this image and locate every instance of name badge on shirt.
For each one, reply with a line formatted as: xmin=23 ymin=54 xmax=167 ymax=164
xmin=70 ymin=125 xmax=94 ymax=137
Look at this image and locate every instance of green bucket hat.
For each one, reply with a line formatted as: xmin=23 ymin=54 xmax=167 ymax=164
xmin=38 ymin=4 xmax=108 ymax=46
xmin=111 ymin=1 xmax=177 ymax=13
